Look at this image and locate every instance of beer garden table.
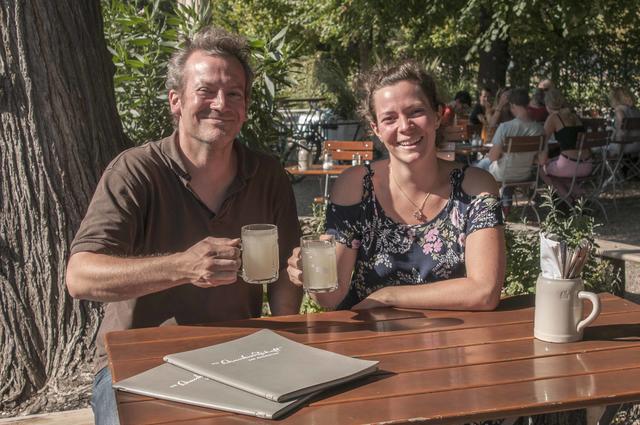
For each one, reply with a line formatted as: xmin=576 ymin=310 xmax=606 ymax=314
xmin=285 ymin=164 xmax=350 ymax=199
xmin=106 ymin=293 xmax=640 ymax=424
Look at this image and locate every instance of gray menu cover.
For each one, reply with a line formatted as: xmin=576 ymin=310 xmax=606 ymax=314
xmin=164 ymin=329 xmax=379 ymax=402
xmin=112 ymin=363 xmax=316 ymax=420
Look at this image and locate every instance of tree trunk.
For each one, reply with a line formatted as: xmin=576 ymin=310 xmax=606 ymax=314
xmin=0 ymin=0 xmax=129 ymax=415
xmin=476 ymin=6 xmax=510 ymax=93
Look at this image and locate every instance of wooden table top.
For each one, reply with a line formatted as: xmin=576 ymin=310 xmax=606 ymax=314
xmin=106 ymin=293 xmax=640 ymax=424
xmin=285 ymin=164 xmax=350 ymax=176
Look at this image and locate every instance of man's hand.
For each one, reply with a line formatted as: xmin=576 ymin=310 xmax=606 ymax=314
xmin=180 ymin=237 xmax=241 ymax=288
xmin=286 ymin=247 xmax=304 ymax=287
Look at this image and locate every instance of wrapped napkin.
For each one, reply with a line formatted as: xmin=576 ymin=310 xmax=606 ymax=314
xmin=540 ymin=233 xmax=563 ymax=278
xmin=540 ymin=232 xmax=591 ymax=279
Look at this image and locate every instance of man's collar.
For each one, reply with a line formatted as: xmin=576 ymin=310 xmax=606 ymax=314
xmin=159 ymin=131 xmax=259 ymax=182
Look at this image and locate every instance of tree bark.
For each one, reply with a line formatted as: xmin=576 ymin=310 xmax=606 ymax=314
xmin=476 ymin=6 xmax=509 ymax=93
xmin=0 ymin=0 xmax=128 ymax=415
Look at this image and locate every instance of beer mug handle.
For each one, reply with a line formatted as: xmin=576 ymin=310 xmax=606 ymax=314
xmin=576 ymin=291 xmax=601 ymax=333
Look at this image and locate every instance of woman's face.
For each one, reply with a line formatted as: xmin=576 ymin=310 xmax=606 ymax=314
xmin=370 ymin=80 xmax=440 ymax=164
xmin=480 ymin=90 xmax=491 ymax=105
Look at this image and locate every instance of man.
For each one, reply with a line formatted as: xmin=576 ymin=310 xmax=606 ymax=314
xmin=66 ymin=27 xmax=302 ymax=425
xmin=441 ymin=90 xmax=473 ymax=126
xmin=474 ymin=88 xmax=544 ymax=212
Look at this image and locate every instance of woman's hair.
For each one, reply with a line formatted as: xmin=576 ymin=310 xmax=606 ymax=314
xmin=532 ymin=88 xmax=546 ymax=106
xmin=494 ymin=86 xmax=511 ymax=107
xmin=544 ymin=88 xmax=565 ymax=110
xmin=609 ymin=87 xmax=636 ymax=108
xmin=358 ymin=60 xmax=440 ymax=124
xmin=166 ymin=26 xmax=254 ymax=101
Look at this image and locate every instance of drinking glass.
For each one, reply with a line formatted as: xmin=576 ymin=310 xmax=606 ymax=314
xmin=241 ymin=224 xmax=279 ymax=284
xmin=300 ymin=235 xmax=338 ymax=293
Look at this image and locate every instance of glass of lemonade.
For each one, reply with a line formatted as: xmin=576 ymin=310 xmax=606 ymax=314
xmin=241 ymin=224 xmax=279 ymax=284
xmin=301 ymin=235 xmax=338 ymax=293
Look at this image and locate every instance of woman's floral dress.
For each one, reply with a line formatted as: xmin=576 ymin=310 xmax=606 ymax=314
xmin=326 ymin=163 xmax=503 ymax=310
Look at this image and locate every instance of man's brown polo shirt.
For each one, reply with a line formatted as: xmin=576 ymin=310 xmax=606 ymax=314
xmin=70 ymin=133 xmax=300 ymax=373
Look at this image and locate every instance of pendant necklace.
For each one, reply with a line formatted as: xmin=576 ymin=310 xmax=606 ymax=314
xmin=389 ymin=165 xmax=431 ymax=221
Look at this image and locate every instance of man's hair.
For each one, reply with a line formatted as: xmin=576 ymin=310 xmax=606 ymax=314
xmin=508 ymin=88 xmax=530 ymax=107
xmin=166 ymin=27 xmax=254 ymax=101
xmin=358 ymin=60 xmax=440 ymax=124
xmin=454 ymin=90 xmax=472 ymax=106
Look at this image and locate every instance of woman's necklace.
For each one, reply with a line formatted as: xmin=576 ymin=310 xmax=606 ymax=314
xmin=389 ymin=165 xmax=431 ymax=221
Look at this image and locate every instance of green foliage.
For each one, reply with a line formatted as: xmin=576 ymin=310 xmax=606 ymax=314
xmin=102 ymin=0 xmax=175 ymax=145
xmin=102 ymin=0 xmax=299 ymax=151
xmin=504 ymin=189 xmax=623 ymax=296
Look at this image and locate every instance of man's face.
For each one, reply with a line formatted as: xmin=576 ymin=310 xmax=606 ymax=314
xmin=169 ymin=51 xmax=248 ymax=149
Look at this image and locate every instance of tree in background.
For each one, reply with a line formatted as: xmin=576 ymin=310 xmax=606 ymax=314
xmin=0 ymin=0 xmax=129 ymax=415
xmin=208 ymin=0 xmax=640 ymax=110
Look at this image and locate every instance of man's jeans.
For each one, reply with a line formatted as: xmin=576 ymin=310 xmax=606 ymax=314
xmin=92 ymin=367 xmax=120 ymax=425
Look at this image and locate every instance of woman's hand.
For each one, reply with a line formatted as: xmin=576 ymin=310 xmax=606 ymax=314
xmin=286 ymin=247 xmax=304 ymax=287
xmin=351 ymin=288 xmax=391 ymax=310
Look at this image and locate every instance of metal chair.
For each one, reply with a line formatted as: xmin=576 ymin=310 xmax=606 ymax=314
xmin=495 ymin=135 xmax=546 ymax=222
xmin=543 ymin=131 xmax=611 ymax=221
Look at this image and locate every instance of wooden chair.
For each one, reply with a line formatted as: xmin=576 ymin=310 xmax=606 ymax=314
xmin=443 ymin=124 xmax=467 ymax=143
xmin=312 ymin=141 xmax=374 ymax=204
xmin=497 ymin=135 xmax=546 ymax=221
xmin=324 ymin=140 xmax=374 ymax=163
xmin=580 ymin=118 xmax=607 ymax=132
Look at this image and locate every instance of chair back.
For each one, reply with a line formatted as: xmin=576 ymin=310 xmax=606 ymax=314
xmin=580 ymin=118 xmax=607 ymax=132
xmin=620 ymin=117 xmax=640 ymax=143
xmin=443 ymin=125 xmax=466 ymax=142
xmin=497 ymin=135 xmax=545 ymax=184
xmin=324 ymin=140 xmax=374 ymax=162
xmin=504 ymin=135 xmax=545 ymax=154
xmin=579 ymin=130 xmax=611 ymax=150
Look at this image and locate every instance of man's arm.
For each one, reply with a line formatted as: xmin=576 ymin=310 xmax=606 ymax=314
xmin=66 ymin=237 xmax=241 ymax=302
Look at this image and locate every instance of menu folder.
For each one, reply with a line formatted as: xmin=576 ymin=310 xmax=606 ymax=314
xmin=113 ymin=363 xmax=317 ymax=420
xmin=163 ymin=329 xmax=379 ymax=402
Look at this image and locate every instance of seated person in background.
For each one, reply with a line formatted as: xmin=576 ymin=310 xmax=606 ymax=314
xmin=609 ymin=86 xmax=640 ymax=155
xmin=527 ymin=88 xmax=549 ymax=122
xmin=538 ymin=88 xmax=590 ymax=201
xmin=470 ymin=87 xmax=494 ymax=126
xmin=538 ymin=78 xmax=555 ymax=91
xmin=287 ymin=60 xmax=505 ymax=312
xmin=488 ymin=87 xmax=514 ymax=128
xmin=474 ymin=88 xmax=544 ymax=211
xmin=441 ymin=90 xmax=473 ymax=125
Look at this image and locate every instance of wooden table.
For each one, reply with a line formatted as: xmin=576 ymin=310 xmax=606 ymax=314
xmin=286 ymin=164 xmax=350 ymax=198
xmin=106 ymin=293 xmax=640 ymax=424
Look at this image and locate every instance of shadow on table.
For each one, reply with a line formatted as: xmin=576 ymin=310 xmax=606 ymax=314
xmin=583 ymin=323 xmax=640 ymax=341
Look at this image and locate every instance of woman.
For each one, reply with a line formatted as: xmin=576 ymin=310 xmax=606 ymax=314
xmin=539 ymin=88 xmax=590 ymax=200
xmin=469 ymin=87 xmax=494 ymax=126
xmin=487 ymin=86 xmax=513 ymax=128
xmin=287 ymin=61 xmax=505 ymax=311
xmin=609 ymin=87 xmax=640 ymax=155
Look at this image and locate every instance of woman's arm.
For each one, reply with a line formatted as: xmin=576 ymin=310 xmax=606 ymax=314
xmin=352 ymin=167 xmax=505 ymax=311
xmin=286 ymin=165 xmax=367 ymax=309
xmin=352 ymin=226 xmax=505 ymax=311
